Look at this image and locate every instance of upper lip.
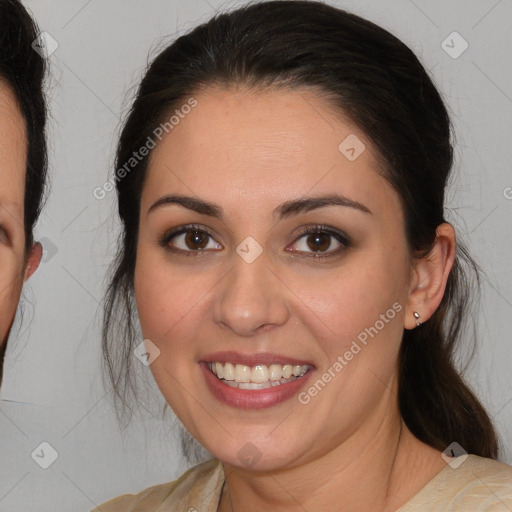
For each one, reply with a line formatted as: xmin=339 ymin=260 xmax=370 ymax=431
xmin=200 ymin=351 xmax=314 ymax=367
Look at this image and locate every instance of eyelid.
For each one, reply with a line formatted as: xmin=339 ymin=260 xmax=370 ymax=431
xmin=162 ymin=223 xmax=217 ymax=240
xmin=286 ymin=224 xmax=351 ymax=257
xmin=160 ymin=224 xmax=223 ymax=255
xmin=160 ymin=223 xmax=351 ymax=260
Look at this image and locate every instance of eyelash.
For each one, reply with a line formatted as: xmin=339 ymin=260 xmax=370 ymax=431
xmin=290 ymin=225 xmax=351 ymax=259
xmin=159 ymin=223 xmax=351 ymax=259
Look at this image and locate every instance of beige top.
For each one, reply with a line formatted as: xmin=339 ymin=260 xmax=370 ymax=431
xmin=93 ymin=455 xmax=512 ymax=511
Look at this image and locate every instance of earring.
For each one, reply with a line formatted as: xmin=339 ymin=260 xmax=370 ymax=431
xmin=413 ymin=311 xmax=421 ymax=327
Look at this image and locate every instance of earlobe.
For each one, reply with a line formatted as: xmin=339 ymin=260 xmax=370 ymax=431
xmin=24 ymin=242 xmax=43 ymax=281
xmin=404 ymin=223 xmax=457 ymax=330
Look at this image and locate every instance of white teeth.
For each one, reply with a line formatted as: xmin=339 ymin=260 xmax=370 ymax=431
xmin=251 ymin=365 xmax=269 ymax=383
xmin=292 ymin=365 xmax=302 ymax=377
xmin=223 ymin=362 xmax=235 ymax=381
xmin=235 ymin=364 xmax=251 ymax=383
xmin=224 ymin=378 xmax=295 ymax=390
xmin=238 ymin=381 xmax=271 ymax=390
xmin=268 ymin=364 xmax=282 ymax=381
xmin=282 ymin=365 xmax=293 ymax=379
xmin=209 ymin=361 xmax=309 ymax=386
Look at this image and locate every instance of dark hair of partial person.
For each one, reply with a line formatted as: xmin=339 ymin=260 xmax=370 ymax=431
xmin=0 ymin=0 xmax=48 ymax=252
xmin=102 ymin=0 xmax=499 ymax=458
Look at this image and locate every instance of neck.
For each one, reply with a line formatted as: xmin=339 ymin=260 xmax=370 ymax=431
xmin=218 ymin=407 xmax=445 ymax=511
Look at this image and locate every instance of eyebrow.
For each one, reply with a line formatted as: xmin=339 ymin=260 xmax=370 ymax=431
xmin=147 ymin=193 xmax=372 ymax=220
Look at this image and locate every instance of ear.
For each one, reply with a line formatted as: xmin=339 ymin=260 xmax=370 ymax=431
xmin=24 ymin=242 xmax=43 ymax=282
xmin=404 ymin=223 xmax=456 ymax=330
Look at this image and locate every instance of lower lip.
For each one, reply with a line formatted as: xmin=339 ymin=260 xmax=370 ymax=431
xmin=200 ymin=362 xmax=314 ymax=410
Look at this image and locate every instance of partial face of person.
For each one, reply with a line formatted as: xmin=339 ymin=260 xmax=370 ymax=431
xmin=134 ymin=86 xmax=414 ymax=470
xmin=0 ymin=82 xmax=38 ymax=383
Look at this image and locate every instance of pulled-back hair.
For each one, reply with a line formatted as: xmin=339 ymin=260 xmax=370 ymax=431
xmin=103 ymin=0 xmax=498 ymax=458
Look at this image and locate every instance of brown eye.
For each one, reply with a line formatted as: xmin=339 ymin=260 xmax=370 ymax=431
xmin=184 ymin=230 xmax=209 ymax=250
xmin=306 ymin=233 xmax=331 ymax=252
xmin=287 ymin=225 xmax=351 ymax=258
xmin=161 ymin=226 xmax=222 ymax=254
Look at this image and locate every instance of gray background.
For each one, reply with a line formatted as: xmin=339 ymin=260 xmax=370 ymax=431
xmin=0 ymin=0 xmax=511 ymax=510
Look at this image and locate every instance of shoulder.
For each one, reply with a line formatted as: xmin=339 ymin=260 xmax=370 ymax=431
xmin=91 ymin=458 xmax=224 ymax=512
xmin=399 ymin=455 xmax=512 ymax=511
xmin=451 ymin=455 xmax=512 ymax=510
xmin=460 ymin=455 xmax=512 ymax=495
xmin=458 ymin=454 xmax=512 ymax=488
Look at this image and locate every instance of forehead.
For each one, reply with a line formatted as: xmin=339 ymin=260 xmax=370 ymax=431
xmin=156 ymin=86 xmax=368 ymax=164
xmin=0 ymin=80 xmax=27 ymax=220
xmin=143 ymin=86 xmax=397 ymax=220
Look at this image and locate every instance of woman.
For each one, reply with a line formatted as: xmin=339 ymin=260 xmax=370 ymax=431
xmin=96 ymin=1 xmax=512 ymax=510
xmin=0 ymin=0 xmax=47 ymax=386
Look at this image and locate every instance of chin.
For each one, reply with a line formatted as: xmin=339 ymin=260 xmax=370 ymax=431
xmin=200 ymin=432 xmax=303 ymax=473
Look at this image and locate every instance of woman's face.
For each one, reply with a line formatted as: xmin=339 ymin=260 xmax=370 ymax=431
xmin=134 ymin=87 xmax=415 ymax=470
xmin=0 ymin=83 xmax=36 ymax=374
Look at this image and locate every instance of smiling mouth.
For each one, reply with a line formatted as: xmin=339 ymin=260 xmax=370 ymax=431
xmin=208 ymin=361 xmax=311 ymax=390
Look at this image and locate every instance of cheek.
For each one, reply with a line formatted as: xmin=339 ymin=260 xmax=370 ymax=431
xmin=285 ymin=260 xmax=407 ymax=427
xmin=133 ymin=251 xmax=217 ymax=430
xmin=290 ymin=251 xmax=408 ymax=350
xmin=134 ymin=251 xmax=214 ymax=348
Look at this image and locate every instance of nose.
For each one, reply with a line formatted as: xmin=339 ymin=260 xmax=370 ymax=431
xmin=212 ymin=251 xmax=291 ymax=337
